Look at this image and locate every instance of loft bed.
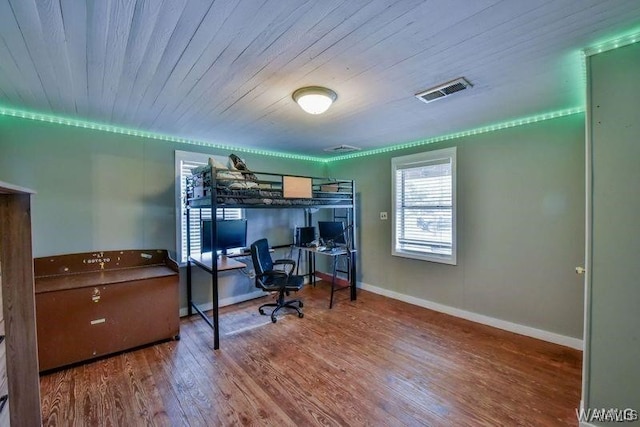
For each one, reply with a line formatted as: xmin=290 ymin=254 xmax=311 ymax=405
xmin=186 ymin=167 xmax=355 ymax=209
xmin=184 ymin=156 xmax=357 ymax=349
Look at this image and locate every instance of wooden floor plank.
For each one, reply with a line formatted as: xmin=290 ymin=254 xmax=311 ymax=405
xmin=40 ymin=283 xmax=582 ymax=426
xmin=146 ymin=340 xmax=207 ymax=426
xmin=178 ymin=316 xmax=296 ymax=425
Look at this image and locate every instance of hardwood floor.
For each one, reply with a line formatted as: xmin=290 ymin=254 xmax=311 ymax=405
xmin=40 ymin=283 xmax=582 ymax=426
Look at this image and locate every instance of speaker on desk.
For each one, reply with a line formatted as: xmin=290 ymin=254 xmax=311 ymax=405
xmin=295 ymin=226 xmax=315 ymax=247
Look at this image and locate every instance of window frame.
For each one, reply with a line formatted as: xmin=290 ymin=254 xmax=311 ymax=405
xmin=175 ymin=150 xmax=243 ymax=264
xmin=391 ymin=147 xmax=457 ymax=265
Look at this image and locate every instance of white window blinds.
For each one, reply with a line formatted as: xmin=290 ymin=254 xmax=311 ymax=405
xmin=392 ymin=147 xmax=457 ymax=264
xmin=176 ymin=153 xmax=242 ymax=263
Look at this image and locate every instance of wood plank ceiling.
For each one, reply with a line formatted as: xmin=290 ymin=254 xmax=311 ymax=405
xmin=0 ymin=0 xmax=639 ymax=156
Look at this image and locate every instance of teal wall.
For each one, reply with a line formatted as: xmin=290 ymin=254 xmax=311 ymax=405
xmin=0 ymin=115 xmax=324 ymax=310
xmin=586 ymin=41 xmax=640 ymax=417
xmin=327 ymin=114 xmax=586 ymax=340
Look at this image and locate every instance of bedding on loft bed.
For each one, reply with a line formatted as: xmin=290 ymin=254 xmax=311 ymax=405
xmin=186 ymin=155 xmax=354 ymax=208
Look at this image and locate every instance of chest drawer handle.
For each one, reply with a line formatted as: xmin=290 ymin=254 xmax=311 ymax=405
xmin=0 ymin=394 xmax=8 ymax=414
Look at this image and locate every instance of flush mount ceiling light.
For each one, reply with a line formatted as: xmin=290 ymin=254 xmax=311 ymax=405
xmin=292 ymin=86 xmax=337 ymax=114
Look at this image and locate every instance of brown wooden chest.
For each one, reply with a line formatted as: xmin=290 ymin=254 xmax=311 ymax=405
xmin=34 ymin=249 xmax=179 ymax=371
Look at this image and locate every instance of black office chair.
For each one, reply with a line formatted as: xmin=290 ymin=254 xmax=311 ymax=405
xmin=250 ymin=238 xmax=304 ymax=323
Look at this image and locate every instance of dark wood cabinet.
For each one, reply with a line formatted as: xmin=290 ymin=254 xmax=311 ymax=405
xmin=0 ymin=181 xmax=42 ymax=426
xmin=34 ymin=250 xmax=180 ymax=372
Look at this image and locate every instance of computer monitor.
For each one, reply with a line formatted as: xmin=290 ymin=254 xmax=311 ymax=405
xmin=295 ymin=226 xmax=316 ymax=247
xmin=318 ymin=221 xmax=346 ymax=246
xmin=201 ymin=219 xmax=247 ymax=255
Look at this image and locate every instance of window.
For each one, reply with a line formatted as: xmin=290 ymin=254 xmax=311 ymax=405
xmin=392 ymin=147 xmax=457 ymax=264
xmin=175 ymin=151 xmax=242 ymax=263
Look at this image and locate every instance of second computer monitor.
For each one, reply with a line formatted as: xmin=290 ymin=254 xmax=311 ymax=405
xmin=318 ymin=221 xmax=346 ymax=245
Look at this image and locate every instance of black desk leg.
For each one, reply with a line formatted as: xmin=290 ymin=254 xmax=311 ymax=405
xmin=212 ymin=275 xmax=219 ymax=350
xmin=350 ymin=251 xmax=357 ymax=301
xmin=187 ymin=260 xmax=193 ymax=316
xmin=330 ymin=256 xmax=338 ymax=309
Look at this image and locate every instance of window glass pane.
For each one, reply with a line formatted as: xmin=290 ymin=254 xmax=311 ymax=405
xmin=392 ymin=148 xmax=456 ymax=264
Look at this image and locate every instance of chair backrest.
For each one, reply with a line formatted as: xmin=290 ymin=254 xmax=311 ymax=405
xmin=250 ymin=238 xmax=273 ymax=278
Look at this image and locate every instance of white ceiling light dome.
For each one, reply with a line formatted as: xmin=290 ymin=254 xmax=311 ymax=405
xmin=292 ymin=86 xmax=337 ymax=114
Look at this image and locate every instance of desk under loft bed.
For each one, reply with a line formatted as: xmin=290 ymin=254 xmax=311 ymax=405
xmin=185 ymin=164 xmax=357 ymax=349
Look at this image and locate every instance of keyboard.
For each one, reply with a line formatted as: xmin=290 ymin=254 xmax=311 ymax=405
xmin=319 ymin=247 xmax=341 ymax=253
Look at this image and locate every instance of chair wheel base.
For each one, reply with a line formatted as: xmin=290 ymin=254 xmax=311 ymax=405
xmin=258 ymin=299 xmax=303 ymax=322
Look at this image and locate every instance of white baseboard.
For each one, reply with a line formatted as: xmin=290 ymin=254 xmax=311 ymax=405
xmin=358 ymin=281 xmax=583 ymax=350
xmin=179 ymin=290 xmax=268 ymax=317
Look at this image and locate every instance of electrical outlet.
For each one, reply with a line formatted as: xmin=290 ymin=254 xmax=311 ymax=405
xmin=380 ymin=211 xmax=388 ymax=220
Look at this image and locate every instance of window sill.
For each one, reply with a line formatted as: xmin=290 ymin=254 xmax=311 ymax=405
xmin=392 ymin=250 xmax=457 ymax=265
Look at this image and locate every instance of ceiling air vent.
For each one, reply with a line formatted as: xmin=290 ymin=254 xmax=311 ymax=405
xmin=324 ymin=144 xmax=361 ymax=153
xmin=415 ymin=77 xmax=472 ymax=104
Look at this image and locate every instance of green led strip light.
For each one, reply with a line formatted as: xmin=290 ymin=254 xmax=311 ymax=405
xmin=0 ymin=106 xmax=325 ymax=163
xmin=0 ymin=104 xmax=584 ymax=163
xmin=580 ymin=29 xmax=640 ymax=82
xmin=583 ymin=29 xmax=640 ymax=57
xmin=325 ymin=107 xmax=585 ymax=161
xmin=578 ymin=30 xmax=640 ymax=111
